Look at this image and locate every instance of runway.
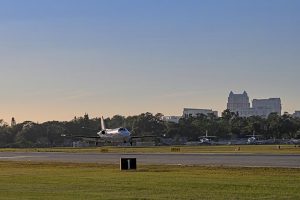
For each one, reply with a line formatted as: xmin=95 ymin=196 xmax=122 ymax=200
xmin=0 ymin=152 xmax=299 ymax=168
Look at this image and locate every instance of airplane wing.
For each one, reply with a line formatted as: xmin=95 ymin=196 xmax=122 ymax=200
xmin=61 ymin=134 xmax=107 ymax=145
xmin=131 ymin=135 xmax=156 ymax=138
xmin=74 ymin=136 xmax=101 ymax=139
xmin=61 ymin=134 xmax=101 ymax=139
xmin=199 ymin=136 xmax=216 ymax=138
xmin=130 ymin=135 xmax=157 ymax=139
xmin=246 ymin=135 xmax=262 ymax=137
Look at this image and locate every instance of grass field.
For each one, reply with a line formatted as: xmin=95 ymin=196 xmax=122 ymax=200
xmin=0 ymin=145 xmax=300 ymax=154
xmin=0 ymin=161 xmax=299 ymax=200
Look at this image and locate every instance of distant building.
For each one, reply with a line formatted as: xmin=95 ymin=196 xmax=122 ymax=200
xmin=161 ymin=116 xmax=181 ymax=123
xmin=183 ymin=108 xmax=218 ymax=118
xmin=227 ymin=91 xmax=250 ymax=113
xmin=252 ymin=98 xmax=281 ymax=116
xmin=293 ymin=111 xmax=300 ymax=118
xmin=227 ymin=91 xmax=281 ymax=118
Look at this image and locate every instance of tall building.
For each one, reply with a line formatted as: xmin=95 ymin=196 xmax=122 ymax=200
xmin=227 ymin=91 xmax=281 ymax=118
xmin=252 ymin=98 xmax=281 ymax=115
xmin=227 ymin=91 xmax=250 ymax=113
xmin=183 ymin=108 xmax=218 ymax=118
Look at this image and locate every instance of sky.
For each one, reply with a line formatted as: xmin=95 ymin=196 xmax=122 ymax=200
xmin=0 ymin=0 xmax=299 ymax=123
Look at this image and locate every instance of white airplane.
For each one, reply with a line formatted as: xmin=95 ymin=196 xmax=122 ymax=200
xmin=246 ymin=132 xmax=262 ymax=144
xmin=286 ymin=138 xmax=300 ymax=145
xmin=199 ymin=131 xmax=216 ymax=144
xmin=96 ymin=116 xmax=132 ymax=144
xmin=64 ymin=116 xmax=153 ymax=146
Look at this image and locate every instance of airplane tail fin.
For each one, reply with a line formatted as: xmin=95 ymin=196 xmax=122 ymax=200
xmin=101 ymin=116 xmax=106 ymax=130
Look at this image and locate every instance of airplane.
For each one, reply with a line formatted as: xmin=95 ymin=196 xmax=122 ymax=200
xmin=63 ymin=116 xmax=154 ymax=146
xmin=246 ymin=131 xmax=262 ymax=144
xmin=199 ymin=131 xmax=216 ymax=145
xmin=286 ymin=138 xmax=300 ymax=145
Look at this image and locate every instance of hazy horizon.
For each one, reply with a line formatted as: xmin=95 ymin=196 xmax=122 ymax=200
xmin=1 ymin=0 xmax=299 ymax=123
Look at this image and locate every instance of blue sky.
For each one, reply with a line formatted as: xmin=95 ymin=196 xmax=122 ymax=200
xmin=0 ymin=0 xmax=299 ymax=122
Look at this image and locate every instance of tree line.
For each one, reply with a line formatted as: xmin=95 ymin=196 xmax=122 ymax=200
xmin=0 ymin=110 xmax=300 ymax=147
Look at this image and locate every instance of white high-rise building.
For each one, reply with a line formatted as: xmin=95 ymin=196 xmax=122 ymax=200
xmin=227 ymin=91 xmax=281 ymax=118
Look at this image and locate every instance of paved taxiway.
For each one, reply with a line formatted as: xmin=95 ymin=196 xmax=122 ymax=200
xmin=0 ymin=152 xmax=299 ymax=168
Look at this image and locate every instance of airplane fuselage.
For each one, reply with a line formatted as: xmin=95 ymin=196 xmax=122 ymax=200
xmin=199 ymin=138 xmax=211 ymax=144
xmin=247 ymin=137 xmax=257 ymax=144
xmin=97 ymin=127 xmax=131 ymax=143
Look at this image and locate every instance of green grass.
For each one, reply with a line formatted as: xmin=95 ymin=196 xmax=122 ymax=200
xmin=0 ymin=145 xmax=300 ymax=154
xmin=0 ymin=161 xmax=299 ymax=200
